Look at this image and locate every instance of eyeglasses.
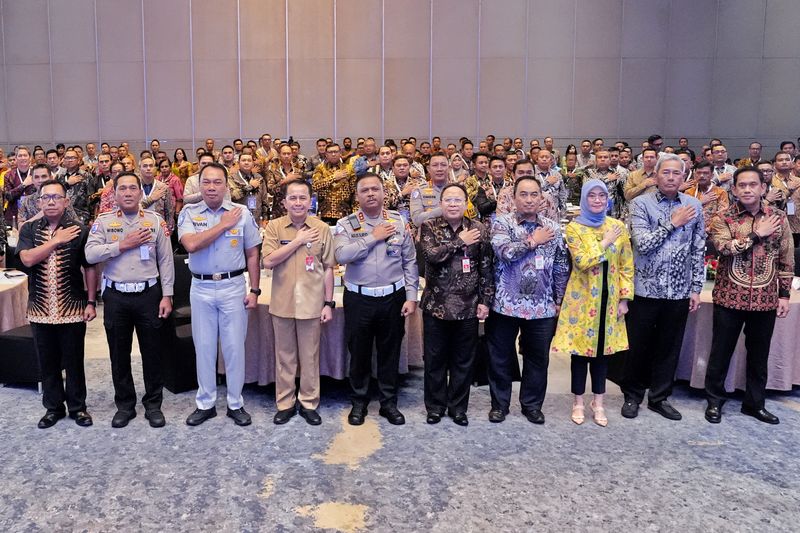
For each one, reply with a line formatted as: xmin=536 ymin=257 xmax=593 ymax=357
xmin=442 ymin=198 xmax=465 ymax=205
xmin=40 ymin=194 xmax=66 ymax=203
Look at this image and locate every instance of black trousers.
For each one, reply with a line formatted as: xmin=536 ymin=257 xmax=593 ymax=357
xmin=344 ymin=288 xmax=406 ymax=407
xmin=621 ymin=296 xmax=689 ymax=404
xmin=571 ymin=355 xmax=609 ymax=395
xmin=423 ymin=314 xmax=478 ymax=415
xmin=705 ymin=305 xmax=777 ymax=410
xmin=485 ymin=311 xmax=557 ymax=413
xmin=30 ymin=322 xmax=87 ymax=415
xmin=103 ymin=283 xmax=165 ymax=413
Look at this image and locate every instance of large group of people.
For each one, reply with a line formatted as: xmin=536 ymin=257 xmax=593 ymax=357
xmin=1 ymin=131 xmax=796 ymax=430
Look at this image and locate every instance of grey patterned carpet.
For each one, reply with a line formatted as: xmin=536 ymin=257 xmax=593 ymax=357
xmin=1 ymin=358 xmax=799 ymax=532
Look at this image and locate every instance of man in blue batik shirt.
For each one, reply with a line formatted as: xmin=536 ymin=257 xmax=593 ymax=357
xmin=486 ymin=176 xmax=570 ymax=425
xmin=621 ymin=153 xmax=705 ymax=422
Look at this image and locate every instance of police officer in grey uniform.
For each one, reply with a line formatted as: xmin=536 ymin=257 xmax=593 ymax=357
xmin=335 ymin=172 xmax=419 ymax=426
xmin=85 ymin=172 xmax=175 ymax=428
xmin=178 ymin=163 xmax=262 ymax=427
xmin=410 ymin=153 xmax=451 ymax=277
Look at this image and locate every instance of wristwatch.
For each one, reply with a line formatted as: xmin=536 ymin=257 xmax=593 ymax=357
xmin=250 ymin=288 xmax=262 ymax=296
xmin=324 ymin=300 xmax=336 ymax=309
xmin=86 ymin=301 xmax=96 ymax=307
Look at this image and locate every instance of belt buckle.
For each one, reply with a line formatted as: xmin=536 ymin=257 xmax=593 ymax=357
xmin=375 ymin=286 xmax=386 ymax=297
xmin=212 ymin=273 xmax=222 ymax=281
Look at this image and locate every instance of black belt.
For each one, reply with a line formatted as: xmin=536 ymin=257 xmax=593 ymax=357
xmin=191 ymin=269 xmax=245 ymax=281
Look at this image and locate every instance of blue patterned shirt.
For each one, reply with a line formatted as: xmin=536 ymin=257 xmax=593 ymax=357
xmin=490 ymin=213 xmax=570 ymax=319
xmin=628 ymin=190 xmax=705 ymax=299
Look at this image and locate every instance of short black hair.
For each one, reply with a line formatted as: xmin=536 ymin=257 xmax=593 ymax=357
xmin=780 ymin=140 xmax=796 ymax=150
xmin=513 ymin=176 xmax=541 ymax=195
xmin=39 ymin=179 xmax=66 ymax=195
xmin=732 ymin=166 xmax=764 ymax=186
xmin=512 ymin=158 xmax=534 ymax=173
xmin=355 ymin=172 xmax=382 ymax=188
xmin=489 ymin=155 xmax=505 ymax=166
xmin=471 ymin=151 xmax=490 ymax=163
xmin=199 ymin=162 xmax=229 ymax=180
xmin=693 ymin=161 xmax=712 ymax=172
xmin=282 ymin=179 xmax=312 ymax=197
xmin=198 ymin=151 xmax=216 ymax=162
xmin=31 ymin=163 xmax=52 ymax=176
xmin=440 ymin=183 xmax=467 ymax=200
xmin=113 ymin=172 xmax=142 ymax=190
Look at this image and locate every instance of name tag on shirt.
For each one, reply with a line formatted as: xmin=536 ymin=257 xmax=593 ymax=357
xmin=787 ymin=200 xmax=796 ymax=216
xmin=246 ymin=195 xmax=257 ymax=210
xmin=534 ymin=255 xmax=545 ymax=270
xmin=225 ymin=228 xmax=241 ymax=237
xmin=305 ymin=256 xmax=315 ymax=271
xmin=280 ymin=240 xmax=291 ymax=245
xmin=140 ymin=245 xmax=150 ymax=261
xmin=461 ymin=257 xmax=471 ymax=273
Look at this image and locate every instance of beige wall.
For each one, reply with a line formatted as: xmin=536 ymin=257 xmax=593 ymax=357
xmin=1 ymin=0 xmax=799 ymax=155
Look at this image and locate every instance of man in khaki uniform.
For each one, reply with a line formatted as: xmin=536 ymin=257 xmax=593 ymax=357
xmin=85 ymin=172 xmax=174 ymax=429
xmin=262 ymin=181 xmax=336 ymax=426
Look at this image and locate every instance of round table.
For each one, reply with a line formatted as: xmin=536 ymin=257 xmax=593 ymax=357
xmin=0 ymin=274 xmax=29 ymax=332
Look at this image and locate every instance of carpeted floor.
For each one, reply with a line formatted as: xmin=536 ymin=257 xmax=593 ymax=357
xmin=1 ymin=353 xmax=799 ymax=532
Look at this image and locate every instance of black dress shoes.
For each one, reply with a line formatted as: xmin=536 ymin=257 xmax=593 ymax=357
xmin=449 ymin=412 xmax=469 ymax=426
xmin=522 ymin=408 xmax=545 ymax=424
xmin=273 ymin=407 xmax=297 ymax=425
xmin=621 ymin=400 xmax=639 ymax=419
xmin=145 ymin=409 xmax=166 ymax=428
xmin=378 ymin=406 xmax=406 ymax=425
xmin=348 ymin=404 xmax=367 ymax=426
xmin=186 ymin=407 xmax=217 ymax=426
xmin=488 ymin=409 xmax=506 ymax=423
xmin=227 ymin=407 xmax=252 ymax=426
xmin=705 ymin=404 xmax=722 ymax=424
xmin=299 ymin=408 xmax=322 ymax=426
xmin=38 ymin=411 xmax=66 ymax=429
xmin=741 ymin=405 xmax=779 ymax=425
xmin=111 ymin=410 xmax=136 ymax=428
xmin=648 ymin=400 xmax=682 ymax=421
xmin=70 ymin=411 xmax=93 ymax=427
xmin=426 ymin=410 xmax=444 ymax=424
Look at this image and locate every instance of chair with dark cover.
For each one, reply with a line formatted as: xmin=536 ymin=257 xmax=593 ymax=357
xmin=0 ymin=325 xmax=41 ymax=385
xmin=162 ymin=322 xmax=198 ymax=394
xmin=172 ymin=253 xmax=192 ymax=326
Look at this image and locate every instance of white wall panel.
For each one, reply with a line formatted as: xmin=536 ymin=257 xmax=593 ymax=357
xmin=3 ymin=0 xmax=49 ymax=64
xmin=49 ymin=0 xmax=96 ymax=64
xmin=575 ymin=0 xmax=622 ymax=58
xmin=526 ymin=58 xmax=574 ymax=138
xmin=5 ymin=64 xmax=52 ymax=142
xmin=528 ymin=0 xmax=575 ymax=59
xmin=664 ymin=58 xmax=713 ymax=138
xmin=52 ymin=62 xmax=99 ymax=141
xmin=757 ymin=59 xmax=800 ymax=138
xmin=621 ymin=0 xmax=669 ymax=58
xmin=716 ymin=0 xmax=766 ymax=59
xmin=0 ymin=0 xmax=798 ymax=149
xmin=573 ymin=58 xmax=620 ymax=136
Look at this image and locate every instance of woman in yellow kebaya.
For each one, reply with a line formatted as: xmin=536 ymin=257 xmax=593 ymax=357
xmin=552 ymin=179 xmax=634 ymax=427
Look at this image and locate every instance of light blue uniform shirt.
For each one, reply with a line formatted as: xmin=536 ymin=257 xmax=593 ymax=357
xmin=177 ymin=200 xmax=262 ymax=275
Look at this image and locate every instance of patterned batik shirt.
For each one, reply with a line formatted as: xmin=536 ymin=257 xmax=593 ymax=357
xmin=312 ymin=162 xmax=357 ymax=220
xmin=16 ymin=213 xmax=90 ymax=324
xmin=419 ymin=216 xmax=495 ymax=320
xmin=585 ymin=167 xmax=627 ymax=220
xmin=710 ymin=202 xmax=794 ymax=311
xmin=490 ymin=212 xmax=570 ymax=319
xmin=628 ymin=190 xmax=706 ymax=300
xmin=57 ymin=168 xmax=96 ymax=224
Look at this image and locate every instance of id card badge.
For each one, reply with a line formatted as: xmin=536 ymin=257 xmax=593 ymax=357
xmin=461 ymin=257 xmax=471 ymax=273
xmin=534 ymin=255 xmax=545 ymax=270
xmin=246 ymin=194 xmax=257 ymax=210
xmin=139 ymin=245 xmax=150 ymax=261
xmin=305 ymin=255 xmax=315 ymax=271
xmin=787 ymin=200 xmax=796 ymax=216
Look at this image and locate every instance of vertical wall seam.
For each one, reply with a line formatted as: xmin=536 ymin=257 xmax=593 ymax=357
xmin=333 ymin=0 xmax=337 ymax=140
xmin=46 ymin=0 xmax=55 ymax=144
xmin=284 ymin=0 xmax=290 ymax=137
xmin=570 ymin=0 xmax=577 ymax=139
xmin=381 ymin=0 xmax=385 ymax=143
xmin=428 ymin=0 xmax=433 ymax=139
xmin=616 ymin=0 xmax=624 ymax=141
xmin=236 ymin=0 xmax=242 ymax=138
xmin=189 ymin=0 xmax=196 ymax=150
xmin=1 ymin=1 xmax=10 ymax=144
xmin=141 ymin=0 xmax=148 ymax=142
xmin=523 ymin=0 xmax=530 ymax=140
xmin=475 ymin=0 xmax=481 ymax=140
xmin=93 ymin=0 xmax=101 ymax=143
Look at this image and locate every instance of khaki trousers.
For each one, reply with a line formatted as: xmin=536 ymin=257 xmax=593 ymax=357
xmin=272 ymin=316 xmax=321 ymax=410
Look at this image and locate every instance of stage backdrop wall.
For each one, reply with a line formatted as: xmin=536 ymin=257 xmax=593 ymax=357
xmin=0 ymin=0 xmax=798 ymax=154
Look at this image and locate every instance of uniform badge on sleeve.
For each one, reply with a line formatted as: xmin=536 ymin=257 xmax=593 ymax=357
xmin=161 ymin=220 xmax=169 ymax=236
xmin=91 ymin=222 xmax=99 ymax=234
xmin=412 ymin=189 xmax=420 ymax=199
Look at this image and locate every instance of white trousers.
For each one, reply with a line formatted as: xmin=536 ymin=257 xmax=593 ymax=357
xmin=190 ymin=275 xmax=247 ymax=410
